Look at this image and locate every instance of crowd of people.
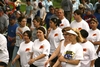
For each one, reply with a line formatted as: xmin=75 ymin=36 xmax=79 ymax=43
xmin=0 ymin=0 xmax=100 ymax=67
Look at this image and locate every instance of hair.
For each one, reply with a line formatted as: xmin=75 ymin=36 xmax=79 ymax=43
xmin=37 ymin=27 xmax=46 ymax=34
xmin=37 ymin=27 xmax=47 ymax=39
xmin=62 ymin=27 xmax=72 ymax=33
xmin=80 ymin=29 xmax=89 ymax=38
xmin=33 ymin=16 xmax=43 ymax=26
xmin=23 ymin=30 xmax=32 ymax=39
xmin=74 ymin=9 xmax=82 ymax=16
xmin=18 ymin=16 xmax=26 ymax=23
xmin=58 ymin=8 xmax=64 ymax=13
xmin=90 ymin=18 xmax=99 ymax=24
xmin=50 ymin=17 xmax=61 ymax=26
xmin=49 ymin=5 xmax=54 ymax=9
xmin=38 ymin=2 xmax=43 ymax=9
xmin=72 ymin=28 xmax=84 ymax=42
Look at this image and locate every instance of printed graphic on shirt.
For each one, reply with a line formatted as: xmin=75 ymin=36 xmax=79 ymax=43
xmin=64 ymin=51 xmax=75 ymax=60
xmin=54 ymin=33 xmax=58 ymax=37
xmin=39 ymin=45 xmax=44 ymax=49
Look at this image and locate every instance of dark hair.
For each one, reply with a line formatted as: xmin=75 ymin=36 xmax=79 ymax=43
xmin=23 ymin=30 xmax=32 ymax=39
xmin=37 ymin=27 xmax=46 ymax=34
xmin=26 ymin=0 xmax=30 ymax=2
xmin=49 ymin=5 xmax=54 ymax=9
xmin=38 ymin=2 xmax=43 ymax=9
xmin=74 ymin=9 xmax=82 ymax=16
xmin=50 ymin=18 xmax=61 ymax=26
xmin=80 ymin=29 xmax=88 ymax=38
xmin=18 ymin=16 xmax=26 ymax=23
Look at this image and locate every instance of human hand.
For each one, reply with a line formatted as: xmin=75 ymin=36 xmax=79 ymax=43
xmin=45 ymin=60 xmax=50 ymax=67
xmin=28 ymin=58 xmax=35 ymax=65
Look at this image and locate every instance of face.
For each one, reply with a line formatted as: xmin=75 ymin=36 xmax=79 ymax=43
xmin=9 ymin=19 xmax=16 ymax=25
xmin=16 ymin=12 xmax=21 ymax=18
xmin=63 ymin=32 xmax=70 ymax=42
xmin=23 ymin=33 xmax=30 ymax=42
xmin=49 ymin=20 xmax=56 ymax=28
xmin=73 ymin=13 xmax=79 ymax=20
xmin=90 ymin=20 xmax=98 ymax=30
xmin=49 ymin=7 xmax=54 ymax=14
xmin=37 ymin=30 xmax=44 ymax=39
xmin=33 ymin=20 xmax=40 ymax=28
xmin=20 ymin=18 xmax=26 ymax=27
xmin=58 ymin=10 xmax=64 ymax=19
xmin=68 ymin=33 xmax=76 ymax=42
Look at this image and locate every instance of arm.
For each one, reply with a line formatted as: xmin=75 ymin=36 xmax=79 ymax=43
xmin=90 ymin=60 xmax=95 ymax=67
xmin=59 ymin=55 xmax=80 ymax=65
xmin=45 ymin=42 xmax=62 ymax=66
xmin=28 ymin=54 xmax=46 ymax=64
xmin=12 ymin=54 xmax=20 ymax=65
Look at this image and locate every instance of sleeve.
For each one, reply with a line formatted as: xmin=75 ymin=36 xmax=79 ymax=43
xmin=89 ymin=43 xmax=97 ymax=60
xmin=58 ymin=29 xmax=64 ymax=41
xmin=75 ymin=45 xmax=84 ymax=60
xmin=42 ymin=42 xmax=50 ymax=55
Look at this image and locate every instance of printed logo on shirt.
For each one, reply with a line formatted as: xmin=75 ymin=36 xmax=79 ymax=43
xmin=39 ymin=45 xmax=44 ymax=49
xmin=54 ymin=33 xmax=58 ymax=37
xmin=93 ymin=33 xmax=97 ymax=36
xmin=83 ymin=48 xmax=87 ymax=52
xmin=64 ymin=51 xmax=75 ymax=60
xmin=16 ymin=32 xmax=23 ymax=39
xmin=78 ymin=27 xmax=82 ymax=31
xmin=25 ymin=48 xmax=30 ymax=51
xmin=60 ymin=24 xmax=64 ymax=26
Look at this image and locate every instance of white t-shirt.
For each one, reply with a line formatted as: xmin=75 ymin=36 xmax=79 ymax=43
xmin=62 ymin=43 xmax=83 ymax=67
xmin=17 ymin=41 xmax=34 ymax=67
xmin=15 ymin=26 xmax=30 ymax=47
xmin=59 ymin=17 xmax=70 ymax=29
xmin=71 ymin=20 xmax=90 ymax=32
xmin=31 ymin=39 xmax=50 ymax=67
xmin=80 ymin=41 xmax=97 ymax=67
xmin=48 ymin=27 xmax=64 ymax=54
xmin=87 ymin=29 xmax=100 ymax=51
xmin=0 ymin=34 xmax=9 ymax=64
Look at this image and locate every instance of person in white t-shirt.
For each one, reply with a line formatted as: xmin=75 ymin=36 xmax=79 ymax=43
xmin=47 ymin=17 xmax=64 ymax=67
xmin=71 ymin=9 xmax=90 ymax=32
xmin=45 ymin=27 xmax=72 ymax=67
xmin=53 ymin=29 xmax=84 ymax=67
xmin=57 ymin=8 xmax=70 ymax=29
xmin=12 ymin=30 xmax=33 ymax=67
xmin=11 ymin=16 xmax=30 ymax=67
xmin=80 ymin=29 xmax=97 ymax=67
xmin=86 ymin=18 xmax=100 ymax=67
xmin=0 ymin=34 xmax=9 ymax=67
xmin=28 ymin=27 xmax=50 ymax=67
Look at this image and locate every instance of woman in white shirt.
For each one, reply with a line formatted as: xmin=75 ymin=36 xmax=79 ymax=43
xmin=45 ymin=27 xmax=72 ymax=67
xmin=28 ymin=27 xmax=50 ymax=67
xmin=12 ymin=30 xmax=34 ymax=67
xmin=47 ymin=17 xmax=64 ymax=67
xmin=53 ymin=29 xmax=84 ymax=67
xmin=86 ymin=18 xmax=100 ymax=67
xmin=80 ymin=29 xmax=97 ymax=67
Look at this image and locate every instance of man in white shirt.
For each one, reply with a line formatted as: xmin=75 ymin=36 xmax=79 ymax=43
xmin=57 ymin=8 xmax=70 ymax=29
xmin=71 ymin=9 xmax=90 ymax=32
xmin=0 ymin=34 xmax=9 ymax=67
